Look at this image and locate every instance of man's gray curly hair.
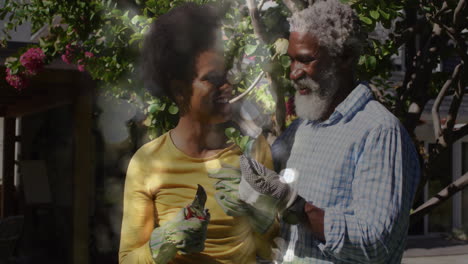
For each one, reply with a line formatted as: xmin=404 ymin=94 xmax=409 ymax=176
xmin=289 ymin=0 xmax=363 ymax=59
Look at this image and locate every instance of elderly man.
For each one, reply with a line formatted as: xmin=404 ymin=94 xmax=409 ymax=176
xmin=238 ymin=0 xmax=420 ymax=263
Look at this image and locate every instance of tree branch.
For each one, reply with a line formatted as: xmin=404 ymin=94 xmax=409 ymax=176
xmin=411 ymin=172 xmax=468 ymax=221
xmin=268 ymin=72 xmax=286 ymax=136
xmin=258 ymin=0 xmax=267 ymax=10
xmin=453 ymin=0 xmax=466 ymax=26
xmin=440 ymin=24 xmax=468 ymax=64
xmin=229 ymin=71 xmax=265 ymax=104
xmin=434 ymin=1 xmax=449 ymax=18
xmin=282 ymin=0 xmax=307 ymax=13
xmin=451 ymin=78 xmax=468 ymax=142
xmin=445 ymin=63 xmax=464 ymax=133
xmin=402 ymin=23 xmax=444 ymax=134
xmin=432 ymin=63 xmax=463 ymax=145
xmin=246 ymin=0 xmax=269 ymax=43
xmin=394 ymin=18 xmax=429 ymax=49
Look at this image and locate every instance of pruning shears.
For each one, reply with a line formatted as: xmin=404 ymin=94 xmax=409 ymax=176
xmin=185 ymin=184 xmax=208 ymax=220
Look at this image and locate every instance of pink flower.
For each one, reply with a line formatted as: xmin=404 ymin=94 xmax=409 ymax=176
xmin=77 ymin=59 xmax=85 ymax=72
xmin=61 ymin=44 xmax=76 ymax=64
xmin=61 ymin=54 xmax=72 ymax=64
xmin=5 ymin=68 xmax=29 ymax=90
xmin=286 ymin=96 xmax=296 ymax=116
xmin=243 ymin=54 xmax=256 ymax=61
xmin=84 ymin=51 xmax=94 ymax=58
xmin=19 ymin=47 xmax=45 ymax=76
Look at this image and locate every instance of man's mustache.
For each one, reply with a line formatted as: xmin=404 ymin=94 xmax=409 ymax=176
xmin=293 ymin=77 xmax=320 ymax=91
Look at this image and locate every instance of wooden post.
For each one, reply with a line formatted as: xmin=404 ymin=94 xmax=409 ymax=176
xmin=2 ymin=117 xmax=16 ymax=217
xmin=72 ymin=78 xmax=94 ymax=264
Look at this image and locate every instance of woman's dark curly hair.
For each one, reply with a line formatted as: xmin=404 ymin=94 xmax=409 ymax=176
xmin=141 ymin=3 xmax=221 ymax=115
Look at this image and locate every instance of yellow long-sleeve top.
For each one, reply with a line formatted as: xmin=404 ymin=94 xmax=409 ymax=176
xmin=119 ymin=132 xmax=276 ymax=264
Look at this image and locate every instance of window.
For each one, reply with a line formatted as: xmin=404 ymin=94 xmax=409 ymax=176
xmin=427 ymin=144 xmax=453 ymax=233
xmin=461 ymin=143 xmax=468 ymax=226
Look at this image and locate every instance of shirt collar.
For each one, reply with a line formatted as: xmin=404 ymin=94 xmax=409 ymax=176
xmin=306 ymin=83 xmax=373 ymax=126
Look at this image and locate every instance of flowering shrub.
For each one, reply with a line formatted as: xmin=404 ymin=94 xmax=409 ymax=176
xmin=61 ymin=45 xmax=94 ymax=72
xmin=61 ymin=44 xmax=76 ymax=65
xmin=4 ymin=47 xmax=45 ymax=90
xmin=77 ymin=59 xmax=85 ymax=72
xmin=19 ymin=47 xmax=46 ymax=76
xmin=5 ymin=68 xmax=29 ymax=91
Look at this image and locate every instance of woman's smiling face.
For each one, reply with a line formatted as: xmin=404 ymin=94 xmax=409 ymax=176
xmin=187 ymin=50 xmax=232 ymax=124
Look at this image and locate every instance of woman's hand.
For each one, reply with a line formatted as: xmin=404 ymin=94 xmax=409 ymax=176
xmin=208 ymin=162 xmax=276 ymax=234
xmin=149 ymin=199 xmax=210 ymax=263
xmin=208 ymin=165 xmax=250 ymax=217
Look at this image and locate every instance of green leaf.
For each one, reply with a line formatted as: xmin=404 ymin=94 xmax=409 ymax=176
xmin=245 ymin=44 xmax=257 ymax=56
xmin=129 ymin=33 xmax=142 ymax=45
xmin=131 ymin=15 xmax=140 ymax=25
xmin=233 ymin=129 xmax=241 ymax=138
xmin=370 ymin=10 xmax=380 ymax=19
xmin=280 ymin=56 xmax=291 ymax=68
xmin=359 ymin=15 xmax=372 ymax=25
xmin=5 ymin=57 xmax=18 ymax=64
xmin=96 ymin=36 xmax=106 ymax=45
xmin=148 ymin=104 xmax=158 ymax=114
xmin=141 ymin=25 xmax=150 ymax=35
xmin=358 ymin=55 xmax=366 ymax=65
xmin=239 ymin=136 xmax=249 ymax=149
xmin=148 ymin=102 xmax=165 ymax=113
xmin=366 ymin=55 xmax=377 ymax=70
xmin=274 ymin=38 xmax=289 ymax=56
xmin=379 ymin=9 xmax=390 ymax=20
xmin=10 ymin=67 xmax=19 ymax=75
xmin=168 ymin=105 xmax=179 ymax=115
xmin=239 ymin=21 xmax=249 ymax=31
xmin=225 ymin=127 xmax=236 ymax=137
xmin=131 ymin=15 xmax=147 ymax=26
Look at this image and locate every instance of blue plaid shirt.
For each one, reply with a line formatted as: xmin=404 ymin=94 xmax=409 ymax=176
xmin=272 ymin=84 xmax=420 ymax=263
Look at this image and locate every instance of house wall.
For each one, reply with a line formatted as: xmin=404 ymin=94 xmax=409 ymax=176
xmin=0 ymin=0 xmax=32 ymax=43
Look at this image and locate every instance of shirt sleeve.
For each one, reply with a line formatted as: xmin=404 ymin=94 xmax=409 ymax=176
xmin=319 ymin=125 xmax=420 ymax=263
xmin=119 ymin=151 xmax=157 ymax=264
xmin=271 ymin=118 xmax=302 ymax=172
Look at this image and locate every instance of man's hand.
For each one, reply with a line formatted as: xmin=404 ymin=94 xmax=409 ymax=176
xmin=240 ymin=155 xmax=310 ymax=225
xmin=239 ymin=155 xmax=297 ymax=213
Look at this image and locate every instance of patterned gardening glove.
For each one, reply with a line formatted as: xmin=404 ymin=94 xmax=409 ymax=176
xmin=208 ymin=164 xmax=275 ymax=234
xmin=239 ymin=155 xmax=298 ymax=216
xmin=149 ymin=185 xmax=210 ymax=264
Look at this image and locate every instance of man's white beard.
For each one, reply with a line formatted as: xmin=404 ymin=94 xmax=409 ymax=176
xmin=293 ymin=76 xmax=339 ymax=121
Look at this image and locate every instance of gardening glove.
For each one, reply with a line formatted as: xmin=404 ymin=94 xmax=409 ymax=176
xmin=213 ymin=179 xmax=251 ymax=217
xmin=208 ymin=165 xmax=249 ymax=217
xmin=149 ymin=185 xmax=210 ymax=264
xmin=208 ymin=164 xmax=275 ymax=234
xmin=239 ymin=155 xmax=301 ymax=221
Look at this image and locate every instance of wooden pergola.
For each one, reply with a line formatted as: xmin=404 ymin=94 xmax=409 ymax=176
xmin=1 ymin=42 xmax=95 ymax=263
